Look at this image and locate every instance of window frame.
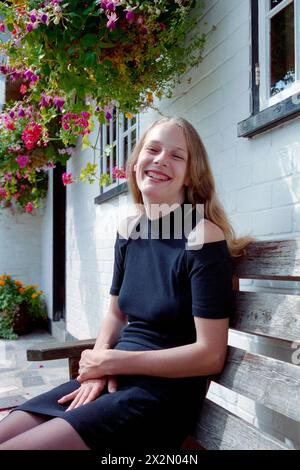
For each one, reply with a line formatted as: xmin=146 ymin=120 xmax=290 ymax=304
xmin=238 ymin=0 xmax=300 ymax=138
xmin=94 ymin=113 xmax=139 ymax=204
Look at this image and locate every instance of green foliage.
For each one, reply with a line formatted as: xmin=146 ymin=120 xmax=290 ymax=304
xmin=0 ymin=0 xmax=206 ymax=113
xmin=0 ymin=0 xmax=207 ymax=212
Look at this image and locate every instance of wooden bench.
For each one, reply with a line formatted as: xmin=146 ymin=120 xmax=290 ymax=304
xmin=26 ymin=239 xmax=300 ymax=450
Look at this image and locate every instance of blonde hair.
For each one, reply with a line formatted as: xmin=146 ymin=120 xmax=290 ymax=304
xmin=126 ymin=116 xmax=255 ymax=257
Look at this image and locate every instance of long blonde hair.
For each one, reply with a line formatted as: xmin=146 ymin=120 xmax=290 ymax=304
xmin=126 ymin=116 xmax=254 ymax=257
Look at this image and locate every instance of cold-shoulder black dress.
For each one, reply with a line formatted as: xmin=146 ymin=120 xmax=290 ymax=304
xmin=16 ymin=202 xmax=233 ymax=451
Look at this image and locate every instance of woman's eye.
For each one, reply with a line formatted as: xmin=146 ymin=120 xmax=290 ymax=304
xmin=173 ymin=155 xmax=184 ymax=160
xmin=148 ymin=147 xmax=158 ymax=152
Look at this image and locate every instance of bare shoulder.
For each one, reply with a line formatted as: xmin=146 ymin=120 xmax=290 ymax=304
xmin=203 ymin=219 xmax=225 ymax=243
xmin=117 ymin=213 xmax=142 ymax=240
xmin=186 ymin=219 xmax=225 ymax=248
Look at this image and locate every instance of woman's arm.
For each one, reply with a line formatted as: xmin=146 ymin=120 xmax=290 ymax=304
xmin=93 ymin=295 xmax=128 ymax=351
xmin=78 ymin=316 xmax=229 ymax=380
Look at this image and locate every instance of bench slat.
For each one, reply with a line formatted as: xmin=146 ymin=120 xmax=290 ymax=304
xmin=231 ymin=291 xmax=300 ymax=341
xmin=214 ymin=346 xmax=300 ymax=422
xmin=194 ymin=399 xmax=288 ymax=450
xmin=233 ymin=239 xmax=300 ymax=280
xmin=26 ymin=339 xmax=96 ymax=361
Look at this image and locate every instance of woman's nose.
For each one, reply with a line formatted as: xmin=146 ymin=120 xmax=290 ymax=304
xmin=153 ymin=150 xmax=168 ymax=165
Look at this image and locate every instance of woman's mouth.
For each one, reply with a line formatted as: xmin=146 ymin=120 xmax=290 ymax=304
xmin=145 ymin=171 xmax=171 ymax=182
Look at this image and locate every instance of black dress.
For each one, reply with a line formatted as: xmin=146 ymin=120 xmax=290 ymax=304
xmin=16 ymin=201 xmax=233 ymax=451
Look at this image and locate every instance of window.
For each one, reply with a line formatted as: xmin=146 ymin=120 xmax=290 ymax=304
xmin=260 ymin=0 xmax=299 ymax=108
xmin=238 ymin=0 xmax=300 ymax=138
xmin=95 ymin=112 xmax=138 ymax=204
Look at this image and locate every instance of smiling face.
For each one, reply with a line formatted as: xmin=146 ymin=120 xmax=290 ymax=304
xmin=133 ymin=122 xmax=190 ymax=206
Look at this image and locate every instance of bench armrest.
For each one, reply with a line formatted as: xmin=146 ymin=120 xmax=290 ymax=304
xmin=26 ymin=338 xmax=96 ymax=379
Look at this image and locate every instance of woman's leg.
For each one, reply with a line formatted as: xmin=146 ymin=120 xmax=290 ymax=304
xmin=0 ymin=410 xmax=50 ymax=444
xmin=0 ymin=417 xmax=90 ymax=450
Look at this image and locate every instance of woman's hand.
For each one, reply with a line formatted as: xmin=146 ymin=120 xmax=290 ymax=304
xmin=57 ymin=376 xmax=117 ymax=411
xmin=77 ymin=348 xmax=111 ymax=382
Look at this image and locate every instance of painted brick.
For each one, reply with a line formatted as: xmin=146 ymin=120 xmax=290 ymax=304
xmin=294 ymin=205 xmax=300 ymax=232
xmin=237 ymin=184 xmax=272 ymax=212
xmin=253 ymin=148 xmax=293 ymax=184
xmin=254 ymin=207 xmax=293 ymax=236
xmin=272 ymin=177 xmax=300 ymax=207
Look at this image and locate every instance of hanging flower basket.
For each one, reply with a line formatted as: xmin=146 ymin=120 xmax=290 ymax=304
xmin=0 ymin=1 xmax=208 ymax=212
xmin=0 ymin=1 xmax=206 ymax=115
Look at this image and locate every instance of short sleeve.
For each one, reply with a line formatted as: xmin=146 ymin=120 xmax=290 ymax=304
xmin=186 ymin=242 xmax=233 ymax=319
xmin=109 ymin=232 xmax=127 ymax=296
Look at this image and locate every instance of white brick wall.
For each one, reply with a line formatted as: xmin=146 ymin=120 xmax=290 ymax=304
xmin=0 ymin=209 xmax=43 ymax=288
xmin=65 ymin=126 xmax=135 ymax=339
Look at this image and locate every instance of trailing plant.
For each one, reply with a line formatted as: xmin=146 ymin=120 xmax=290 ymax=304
xmin=0 ymin=0 xmax=207 ymax=212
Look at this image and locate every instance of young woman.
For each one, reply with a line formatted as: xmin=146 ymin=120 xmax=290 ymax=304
xmin=0 ymin=117 xmax=252 ymax=451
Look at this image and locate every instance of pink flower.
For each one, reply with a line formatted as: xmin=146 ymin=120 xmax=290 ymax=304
xmin=107 ymin=1 xmax=119 ymax=12
xmin=40 ymin=13 xmax=49 ymax=25
xmin=53 ymin=96 xmax=65 ymax=111
xmin=0 ymin=22 xmax=5 ymax=33
xmin=124 ymin=6 xmax=137 ymax=23
xmin=112 ymin=166 xmax=127 ymax=179
xmin=18 ymin=107 xmax=26 ymax=117
xmin=4 ymin=173 xmax=12 ymax=182
xmin=30 ymin=12 xmax=37 ymax=23
xmin=40 ymin=93 xmax=53 ymax=107
xmin=62 ymin=172 xmax=73 ymax=185
xmin=24 ymin=69 xmax=33 ymax=80
xmin=81 ymin=111 xmax=91 ymax=119
xmin=0 ymin=188 xmax=7 ymax=199
xmin=100 ymin=0 xmax=109 ymax=9
xmin=16 ymin=155 xmax=29 ymax=169
xmin=20 ymin=84 xmax=28 ymax=94
xmin=106 ymin=12 xmax=118 ymax=31
xmin=25 ymin=202 xmax=34 ymax=213
xmin=4 ymin=118 xmax=15 ymax=130
xmin=104 ymin=104 xmax=114 ymax=120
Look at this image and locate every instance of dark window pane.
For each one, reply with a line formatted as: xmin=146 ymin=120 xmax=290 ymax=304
xmin=131 ymin=116 xmax=136 ymax=125
xmin=106 ymin=125 xmax=110 ymax=144
xmin=112 ymin=145 xmax=117 ymax=181
xmin=131 ymin=128 xmax=136 ymax=150
xmin=124 ymin=135 xmax=128 ymax=161
xmin=270 ymin=0 xmax=285 ymax=9
xmin=113 ymin=118 xmax=117 ymax=142
xmin=270 ymin=2 xmax=295 ymax=97
xmin=124 ymin=117 xmax=128 ymax=131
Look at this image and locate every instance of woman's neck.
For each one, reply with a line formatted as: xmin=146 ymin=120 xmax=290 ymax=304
xmin=142 ymin=195 xmax=186 ymax=221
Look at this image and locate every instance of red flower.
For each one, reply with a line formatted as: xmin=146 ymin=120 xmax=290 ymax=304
xmin=62 ymin=172 xmax=73 ymax=185
xmin=22 ymin=122 xmax=42 ymax=150
xmin=20 ymin=84 xmax=28 ymax=94
xmin=25 ymin=202 xmax=34 ymax=213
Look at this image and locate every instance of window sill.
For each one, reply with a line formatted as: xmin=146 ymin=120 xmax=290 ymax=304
xmin=94 ymin=182 xmax=128 ymax=204
xmin=238 ymin=93 xmax=300 ymax=138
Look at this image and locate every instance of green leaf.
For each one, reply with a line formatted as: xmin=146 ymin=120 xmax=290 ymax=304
xmin=81 ymin=135 xmax=91 ymax=151
xmin=85 ymin=52 xmax=97 ymax=67
xmin=82 ymin=34 xmax=98 ymax=48
xmin=99 ymin=42 xmax=115 ymax=49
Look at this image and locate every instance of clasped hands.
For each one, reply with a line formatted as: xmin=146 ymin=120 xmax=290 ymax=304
xmin=57 ymin=346 xmax=117 ymax=411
